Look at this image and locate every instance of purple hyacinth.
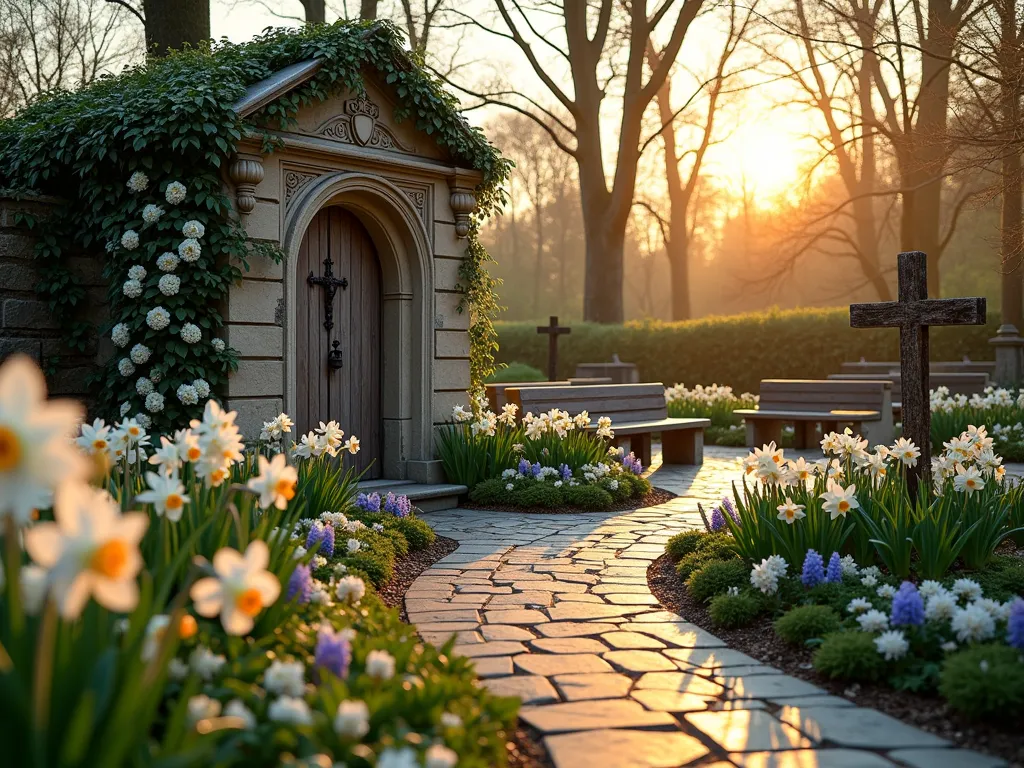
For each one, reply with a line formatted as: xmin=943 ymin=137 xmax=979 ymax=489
xmin=383 ymin=492 xmax=411 ymax=518
xmin=632 ymin=458 xmax=643 ymax=475
xmin=801 ymin=549 xmax=825 ymax=588
xmin=518 ymin=457 xmax=531 ymax=476
xmin=720 ymin=497 xmax=740 ymax=525
xmin=306 ymin=521 xmax=335 ymax=557
xmin=314 ymin=625 xmax=351 ymax=681
xmin=826 ymin=552 xmax=843 ymax=584
xmin=356 ymin=492 xmax=381 ymax=513
xmin=286 ymin=563 xmax=312 ymax=604
xmin=709 ymin=507 xmax=727 ymax=532
xmin=1007 ymin=598 xmax=1024 ymax=650
xmin=531 ymin=461 xmax=543 ymax=478
xmin=891 ymin=581 xmax=925 ymax=627
xmin=560 ymin=463 xmax=572 ymax=482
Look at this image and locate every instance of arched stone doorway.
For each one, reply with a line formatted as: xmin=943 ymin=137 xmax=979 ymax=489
xmin=294 ymin=206 xmax=382 ymax=478
xmin=282 ymin=172 xmax=434 ymax=482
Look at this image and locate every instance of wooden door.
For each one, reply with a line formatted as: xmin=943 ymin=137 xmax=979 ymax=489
xmin=295 ymin=207 xmax=382 ymax=478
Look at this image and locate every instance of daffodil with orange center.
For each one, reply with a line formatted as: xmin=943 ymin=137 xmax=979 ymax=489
xmin=23 ymin=482 xmax=147 ymax=619
xmin=190 ymin=541 xmax=280 ymax=635
xmin=247 ymin=453 xmax=298 ymax=510
xmin=136 ymin=471 xmax=191 ymax=522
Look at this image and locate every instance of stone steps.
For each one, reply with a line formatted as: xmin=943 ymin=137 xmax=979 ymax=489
xmin=357 ymin=478 xmax=467 ymax=512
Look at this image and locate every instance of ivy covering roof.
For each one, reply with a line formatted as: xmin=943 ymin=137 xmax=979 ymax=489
xmin=0 ymin=20 xmax=508 ymax=198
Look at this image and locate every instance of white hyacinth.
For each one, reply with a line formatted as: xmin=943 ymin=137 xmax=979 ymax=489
xmin=264 ymin=659 xmax=306 ymax=697
xmin=146 ymin=306 xmax=170 ymax=330
xmin=193 ymin=378 xmax=210 ymax=398
xmin=335 ymin=575 xmax=366 ymax=605
xmin=158 ymin=274 xmax=180 ymax=296
xmin=127 ymin=171 xmax=149 ymax=192
xmin=365 ymin=649 xmax=395 ymax=680
xmin=180 ymin=323 xmax=202 ymax=344
xmin=128 ymin=264 xmax=147 ymax=281
xmin=130 ymin=343 xmax=151 ymax=364
xmin=121 ymin=230 xmax=139 ymax=250
xmin=182 ymin=219 xmax=205 ymax=239
xmin=178 ymin=238 xmax=201 ymax=262
xmin=952 ymin=578 xmax=983 ymax=602
xmin=749 ymin=559 xmax=779 ymax=595
xmin=135 ymin=413 xmax=152 ymax=429
xmin=874 ymin=630 xmax=909 ymax=661
xmin=165 ymin=181 xmax=187 ymax=205
xmin=117 ymin=358 xmax=135 ymax=377
xmin=267 ymin=697 xmax=313 ymax=726
xmin=135 ymin=377 xmax=153 ymax=396
xmin=950 ymin=603 xmax=996 ymax=643
xmin=876 ymin=584 xmax=897 ymax=600
xmin=856 ymin=609 xmax=889 ymax=633
xmin=111 ymin=323 xmax=130 ymax=347
xmin=177 ymin=384 xmax=199 ymax=405
xmin=157 ymin=252 xmax=179 ymax=272
xmin=847 ymin=597 xmax=872 ymax=614
xmin=122 ymin=279 xmax=142 ymax=298
xmin=925 ymin=592 xmax=958 ymax=621
xmin=145 ymin=392 xmax=165 ymax=413
xmin=347 ymin=538 xmax=361 ymax=554
xmin=919 ymin=580 xmax=946 ymax=599
xmin=142 ymin=204 xmax=163 ymax=225
xmin=211 ymin=338 xmax=225 ymax=353
xmin=333 ymin=699 xmax=370 ymax=738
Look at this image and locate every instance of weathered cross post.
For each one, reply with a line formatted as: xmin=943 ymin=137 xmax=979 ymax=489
xmin=537 ymin=315 xmax=571 ymax=381
xmin=850 ymin=251 xmax=986 ymax=492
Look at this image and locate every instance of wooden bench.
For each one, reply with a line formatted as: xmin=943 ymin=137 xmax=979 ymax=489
xmin=485 ymin=378 xmax=613 ymax=411
xmin=505 ymin=382 xmax=710 ymax=466
xmin=827 ymin=371 xmax=989 ymax=411
xmin=734 ymin=379 xmax=893 ymax=448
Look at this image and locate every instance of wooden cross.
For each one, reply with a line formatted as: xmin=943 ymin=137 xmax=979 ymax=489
xmin=537 ymin=315 xmax=571 ymax=381
xmin=850 ymin=251 xmax=986 ymax=491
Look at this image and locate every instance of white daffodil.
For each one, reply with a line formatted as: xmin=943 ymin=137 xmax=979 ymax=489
xmin=190 ymin=540 xmax=281 ymax=635
xmin=952 ymin=463 xmax=984 ymax=495
xmin=365 ymin=649 xmax=396 ymax=680
xmin=334 ymin=699 xmax=370 ymax=738
xmin=136 ymin=471 xmax=190 ymax=522
xmin=776 ymin=497 xmax=806 ymax=524
xmin=247 ymin=453 xmax=298 ymax=510
xmin=787 ymin=457 xmax=814 ymax=483
xmin=77 ymin=418 xmax=112 ymax=457
xmin=0 ymin=356 xmax=87 ymax=525
xmin=819 ymin=479 xmax=860 ymax=520
xmin=23 ymin=483 xmax=147 ymax=619
xmin=890 ymin=437 xmax=920 ymax=467
xmin=344 ymin=436 xmax=360 ymax=454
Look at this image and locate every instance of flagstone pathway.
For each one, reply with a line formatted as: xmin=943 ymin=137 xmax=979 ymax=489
xmin=410 ymin=448 xmax=1013 ymax=768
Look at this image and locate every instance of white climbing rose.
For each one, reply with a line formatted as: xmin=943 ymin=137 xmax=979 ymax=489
xmin=128 ymin=265 xmax=147 ymax=281
xmin=180 ymin=323 xmax=202 ymax=344
xmin=127 ymin=171 xmax=149 ymax=192
xmin=165 ymin=181 xmax=187 ymax=204
xmin=122 ymin=279 xmax=142 ymax=298
xmin=145 ymin=392 xmax=165 ymax=413
xmin=136 ymin=377 xmax=153 ymax=396
xmin=178 ymin=238 xmax=201 ymax=263
xmin=121 ymin=230 xmax=139 ymax=250
xmin=146 ymin=306 xmax=170 ymax=330
xmin=158 ymin=274 xmax=180 ymax=296
xmin=111 ymin=323 xmax=130 ymax=347
xmin=156 ymin=252 xmax=179 ymax=272
xmin=142 ymin=204 xmax=163 ymax=225
xmin=182 ymin=220 xmax=205 ymax=239
xmin=117 ymin=358 xmax=135 ymax=377
xmin=130 ymin=343 xmax=151 ymax=364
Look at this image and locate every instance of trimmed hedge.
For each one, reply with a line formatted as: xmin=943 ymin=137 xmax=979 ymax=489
xmin=495 ymin=307 xmax=999 ymax=392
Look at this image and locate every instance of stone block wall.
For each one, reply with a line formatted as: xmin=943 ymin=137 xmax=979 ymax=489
xmin=0 ymin=195 xmax=108 ymax=399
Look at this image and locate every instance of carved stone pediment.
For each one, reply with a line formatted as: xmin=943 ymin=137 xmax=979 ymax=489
xmin=311 ymin=96 xmax=413 ymax=153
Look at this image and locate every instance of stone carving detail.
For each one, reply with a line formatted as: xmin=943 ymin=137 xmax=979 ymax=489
xmin=284 ymin=169 xmax=323 ymax=204
xmin=391 ymin=182 xmax=429 ymax=224
xmin=229 ymin=155 xmax=265 ymax=215
xmin=312 ymin=96 xmax=412 ymax=153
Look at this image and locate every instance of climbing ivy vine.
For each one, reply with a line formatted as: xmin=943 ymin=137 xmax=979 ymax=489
xmin=0 ymin=20 xmax=510 ymax=432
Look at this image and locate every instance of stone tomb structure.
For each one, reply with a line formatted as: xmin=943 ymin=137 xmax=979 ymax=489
xmin=0 ymin=59 xmax=484 ymax=485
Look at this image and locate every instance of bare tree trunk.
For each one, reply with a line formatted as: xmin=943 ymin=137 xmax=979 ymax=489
xmin=998 ymin=0 xmax=1023 ymax=328
xmin=300 ymin=0 xmax=326 ymax=24
xmin=533 ymin=181 xmax=544 ymax=318
xmin=142 ymin=0 xmax=209 ymax=55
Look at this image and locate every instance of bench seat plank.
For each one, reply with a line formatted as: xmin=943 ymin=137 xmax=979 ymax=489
xmin=735 ymin=409 xmax=880 ymax=422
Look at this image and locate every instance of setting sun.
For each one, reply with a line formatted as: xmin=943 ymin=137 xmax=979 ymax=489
xmin=712 ymin=120 xmax=810 ymax=208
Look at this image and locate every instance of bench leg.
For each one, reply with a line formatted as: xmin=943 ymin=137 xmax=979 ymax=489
xmin=820 ymin=420 xmax=838 ymax=437
xmin=859 ymin=419 xmax=893 ymax=447
xmin=613 ymin=435 xmax=651 ymax=468
xmin=748 ymin=419 xmax=783 ymax=448
xmin=793 ymin=421 xmax=817 ymax=450
xmin=662 ymin=429 xmax=704 ymax=466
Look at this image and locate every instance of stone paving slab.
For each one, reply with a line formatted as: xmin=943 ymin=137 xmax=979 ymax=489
xmin=408 ymin=448 xmax=1004 ymax=768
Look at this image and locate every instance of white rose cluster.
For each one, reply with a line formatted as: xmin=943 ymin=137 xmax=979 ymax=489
xmin=158 ymin=274 xmax=180 ymax=296
xmin=127 ymin=171 xmax=149 ymax=192
xmin=157 ymin=252 xmax=178 ymax=272
xmin=121 ymin=230 xmax=139 ymax=250
xmin=165 ymin=181 xmax=187 ymax=205
xmin=145 ymin=392 xmax=165 ymax=413
xmin=178 ymin=238 xmax=201 ymax=263
xmin=128 ymin=265 xmax=147 ymax=281
xmin=182 ymin=219 xmax=205 ymax=239
xmin=136 ymin=377 xmax=153 ymax=396
xmin=180 ymin=323 xmax=202 ymax=344
xmin=150 ymin=370 xmax=162 ymax=384
xmin=135 ymin=413 xmax=152 ymax=429
xmin=211 ymin=338 xmax=225 ymax=353
xmin=142 ymin=204 xmax=163 ymax=225
xmin=117 ymin=358 xmax=135 ymax=377
xmin=111 ymin=323 xmax=130 ymax=347
xmin=120 ymin=402 xmax=132 ymax=417
xmin=146 ymin=306 xmax=170 ymax=330
xmin=122 ymin=279 xmax=142 ymax=298
xmin=194 ymin=378 xmax=210 ymax=398
xmin=130 ymin=343 xmax=151 ymax=364
xmin=177 ymin=384 xmax=199 ymax=405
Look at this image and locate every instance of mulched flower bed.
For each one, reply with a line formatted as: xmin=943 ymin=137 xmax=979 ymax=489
xmin=647 ymin=554 xmax=1024 ymax=767
xmin=380 ymin=529 xmax=555 ymax=767
xmin=462 ymin=487 xmax=676 ymax=515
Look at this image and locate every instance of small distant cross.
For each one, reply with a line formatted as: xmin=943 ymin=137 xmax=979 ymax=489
xmin=537 ymin=315 xmax=571 ymax=381
xmin=850 ymin=251 xmax=986 ymax=491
